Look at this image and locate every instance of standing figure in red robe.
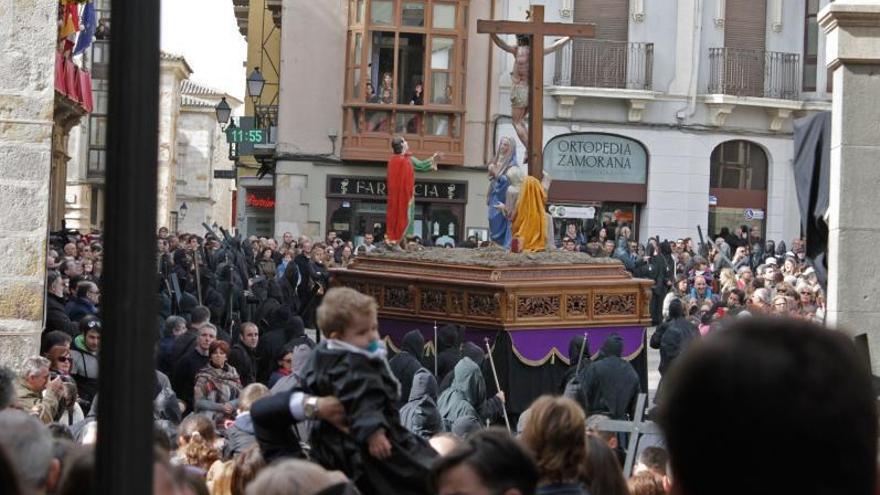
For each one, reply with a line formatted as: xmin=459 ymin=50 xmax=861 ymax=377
xmin=385 ymin=136 xmax=440 ymax=247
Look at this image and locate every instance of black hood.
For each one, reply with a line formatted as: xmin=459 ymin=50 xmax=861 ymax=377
xmin=659 ymin=241 xmax=673 ymax=256
xmin=599 ymin=333 xmax=624 ymax=358
xmin=438 ymin=324 xmax=461 ymax=353
xmin=401 ymin=330 xmax=425 ymax=357
xmin=172 ymin=249 xmax=191 ymax=271
xmin=568 ymin=335 xmax=589 ymax=365
xmin=461 ymin=341 xmax=485 ymax=366
xmin=668 ymin=298 xmax=684 ymax=319
xmin=775 ymin=241 xmax=787 ymax=257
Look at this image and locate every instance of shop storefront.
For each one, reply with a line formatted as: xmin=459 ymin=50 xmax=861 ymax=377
xmin=238 ymin=186 xmax=276 ymax=238
xmin=708 ymin=140 xmax=768 ymax=241
xmin=326 ymin=175 xmax=468 ymax=246
xmin=543 ymin=132 xmax=648 ymax=243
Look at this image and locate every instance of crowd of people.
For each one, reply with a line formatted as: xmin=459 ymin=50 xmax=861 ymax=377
xmin=0 ymin=223 xmax=870 ymax=495
xmin=555 ymin=223 xmax=824 ymax=326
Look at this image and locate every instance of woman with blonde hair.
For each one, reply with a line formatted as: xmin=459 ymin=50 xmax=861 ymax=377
xmin=519 ymin=395 xmax=589 ymax=494
xmin=718 ymin=268 xmax=737 ymax=295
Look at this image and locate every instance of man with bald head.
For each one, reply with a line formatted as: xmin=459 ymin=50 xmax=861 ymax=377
xmin=688 ymin=275 xmax=717 ymax=307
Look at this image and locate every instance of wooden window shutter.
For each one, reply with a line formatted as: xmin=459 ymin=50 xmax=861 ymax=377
xmin=573 ymin=0 xmax=629 ymax=42
xmin=724 ymin=0 xmax=766 ymax=50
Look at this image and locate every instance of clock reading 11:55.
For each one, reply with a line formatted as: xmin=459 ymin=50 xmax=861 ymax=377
xmin=228 ymin=128 xmax=265 ymax=144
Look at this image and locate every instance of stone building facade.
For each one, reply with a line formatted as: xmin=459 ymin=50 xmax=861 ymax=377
xmin=268 ymin=0 xmax=833 ymax=247
xmin=0 ymin=0 xmax=63 ymax=365
xmin=175 ymin=81 xmax=241 ymax=234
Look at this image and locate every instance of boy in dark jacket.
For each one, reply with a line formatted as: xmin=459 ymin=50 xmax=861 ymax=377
xmin=299 ymin=287 xmax=436 ymax=495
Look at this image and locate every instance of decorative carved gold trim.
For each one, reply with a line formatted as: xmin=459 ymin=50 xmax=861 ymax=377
xmin=516 ymin=295 xmax=561 ymax=318
xmin=593 ymin=293 xmax=637 ymax=316
xmin=566 ymin=294 xmax=588 ymax=317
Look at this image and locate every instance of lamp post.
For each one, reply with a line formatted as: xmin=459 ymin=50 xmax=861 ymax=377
xmin=246 ymin=67 xmax=266 ymax=127
xmin=215 ymin=97 xmax=232 ymax=130
xmin=179 ymin=202 xmax=188 ymax=221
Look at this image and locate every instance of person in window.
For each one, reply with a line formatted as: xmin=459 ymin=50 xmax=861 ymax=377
xmin=379 ymin=87 xmax=394 ymax=105
xmin=435 ymin=84 xmax=454 ymax=105
xmin=410 ymin=82 xmax=424 ymax=105
xmin=365 ymin=82 xmax=377 ymax=103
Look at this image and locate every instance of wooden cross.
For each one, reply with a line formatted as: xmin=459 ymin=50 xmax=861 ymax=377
xmin=595 ymin=393 xmax=663 ymax=476
xmin=478 ymin=5 xmax=595 ymax=179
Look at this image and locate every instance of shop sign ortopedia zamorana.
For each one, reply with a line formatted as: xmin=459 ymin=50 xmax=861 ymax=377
xmin=544 ymin=133 xmax=648 ymax=185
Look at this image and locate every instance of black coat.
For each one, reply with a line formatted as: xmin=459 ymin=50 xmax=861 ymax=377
xmin=576 ymin=334 xmax=639 ymax=419
xmin=388 ymin=330 xmax=425 ymax=407
xmin=256 ymin=315 xmax=307 ymax=384
xmin=228 ymin=342 xmax=258 ymax=386
xmin=651 ymin=316 xmax=699 ymax=375
xmin=45 ymin=293 xmax=79 ymax=338
xmin=172 ymin=347 xmax=208 ymax=411
xmin=171 ymin=330 xmax=198 ymax=366
xmin=436 ymin=324 xmax=462 ymax=383
xmin=301 ymin=341 xmax=436 ymax=495
xmin=560 ymin=335 xmax=590 ymax=395
xmin=250 ymin=390 xmax=305 ymax=462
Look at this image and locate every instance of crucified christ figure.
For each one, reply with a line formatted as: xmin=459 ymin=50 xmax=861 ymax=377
xmin=490 ymin=33 xmax=570 ymax=158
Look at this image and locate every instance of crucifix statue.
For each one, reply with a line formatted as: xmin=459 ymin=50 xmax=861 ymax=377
xmin=478 ymin=5 xmax=595 ymax=179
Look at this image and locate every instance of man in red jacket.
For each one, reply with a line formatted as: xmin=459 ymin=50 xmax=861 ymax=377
xmin=385 ymin=136 xmax=440 ymax=247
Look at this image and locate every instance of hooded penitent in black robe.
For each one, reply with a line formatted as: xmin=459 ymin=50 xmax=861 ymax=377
xmin=256 ymin=309 xmax=307 ymax=383
xmin=389 ymin=330 xmax=426 ymax=407
xmin=436 ymin=324 xmax=463 ymax=382
xmin=559 ymin=334 xmax=590 ymax=395
xmin=301 ymin=340 xmax=436 ymax=495
xmin=399 ymin=368 xmax=441 ymax=439
xmin=576 ymin=333 xmax=639 ymax=419
xmin=650 ymin=299 xmax=699 ymax=402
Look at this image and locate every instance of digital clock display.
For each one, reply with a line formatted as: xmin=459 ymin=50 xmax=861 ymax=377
xmin=227 ymin=128 xmax=265 ymax=144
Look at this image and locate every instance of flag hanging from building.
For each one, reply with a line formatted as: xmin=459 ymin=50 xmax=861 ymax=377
xmin=74 ymin=1 xmax=97 ymax=56
xmin=58 ymin=0 xmax=81 ymax=54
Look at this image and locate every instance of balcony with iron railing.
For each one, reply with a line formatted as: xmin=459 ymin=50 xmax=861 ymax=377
xmin=708 ymin=47 xmax=800 ymax=100
xmin=548 ymin=40 xmax=655 ymax=122
xmin=702 ymin=47 xmax=821 ymax=130
xmin=553 ymin=39 xmax=653 ymax=91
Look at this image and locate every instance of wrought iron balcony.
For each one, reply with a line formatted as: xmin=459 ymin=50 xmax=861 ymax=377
xmin=553 ymin=40 xmax=654 ymax=90
xmin=708 ymin=48 xmax=800 ymax=100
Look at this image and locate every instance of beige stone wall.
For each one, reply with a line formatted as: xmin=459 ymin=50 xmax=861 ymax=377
xmin=0 ymin=0 xmax=58 ymax=367
xmin=157 ymin=58 xmax=191 ymax=231
xmin=176 ymin=106 xmax=235 ymax=233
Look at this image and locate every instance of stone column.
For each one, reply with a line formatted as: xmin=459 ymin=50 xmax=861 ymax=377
xmin=820 ymin=1 xmax=880 ymax=372
xmin=0 ymin=0 xmax=58 ymax=367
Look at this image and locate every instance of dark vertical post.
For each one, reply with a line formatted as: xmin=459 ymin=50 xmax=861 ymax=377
xmin=96 ymin=0 xmax=160 ymax=492
xmin=528 ymin=5 xmax=545 ymax=180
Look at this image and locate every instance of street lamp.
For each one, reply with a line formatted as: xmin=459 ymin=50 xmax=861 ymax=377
xmin=215 ymin=97 xmax=232 ymax=127
xmin=246 ymin=67 xmax=265 ymax=100
xmin=179 ymin=202 xmax=188 ymax=221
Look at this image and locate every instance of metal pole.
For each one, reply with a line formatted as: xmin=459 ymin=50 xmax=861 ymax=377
xmin=96 ymin=0 xmax=159 ymax=492
xmin=433 ymin=320 xmax=438 ymax=377
xmin=484 ymin=338 xmax=511 ymax=432
xmin=193 ymin=249 xmax=203 ymax=306
xmin=574 ymin=332 xmax=588 ymax=375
